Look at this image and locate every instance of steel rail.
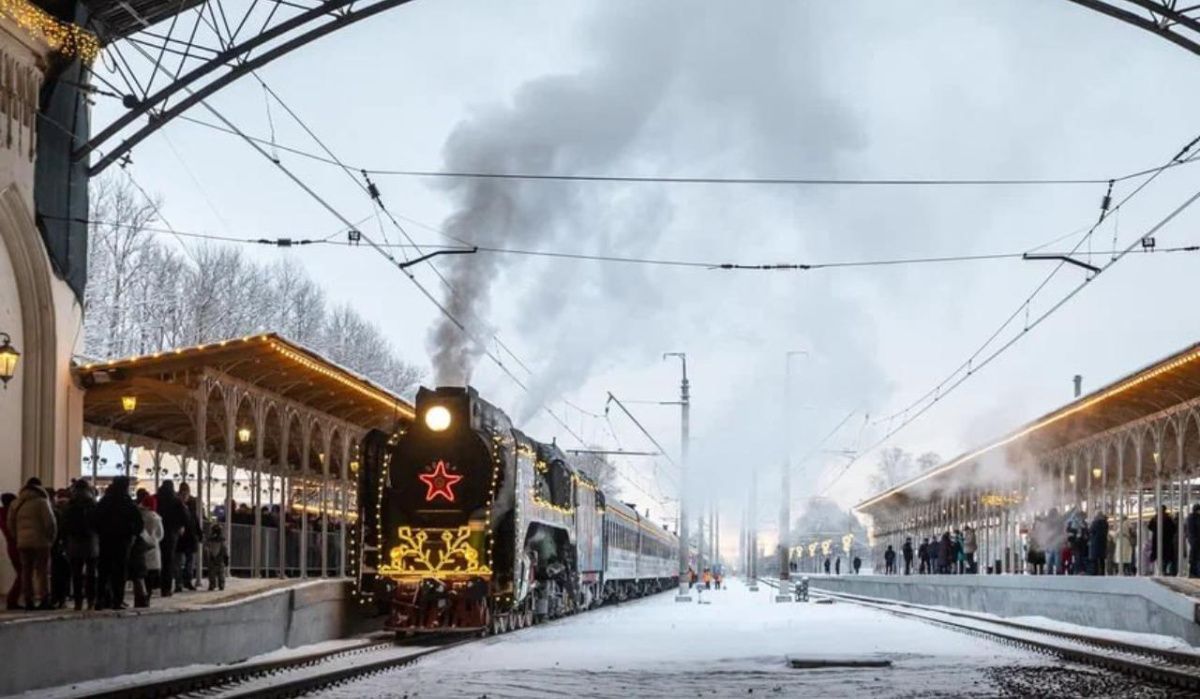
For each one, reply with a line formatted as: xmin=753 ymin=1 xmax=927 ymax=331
xmin=188 ymin=637 xmax=479 ymax=699
xmin=781 ymin=581 xmax=1200 ymax=691
xmin=80 ymin=636 xmax=396 ymax=699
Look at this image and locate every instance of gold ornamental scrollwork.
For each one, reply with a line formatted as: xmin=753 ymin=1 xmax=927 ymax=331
xmin=379 ymin=525 xmax=492 ymax=579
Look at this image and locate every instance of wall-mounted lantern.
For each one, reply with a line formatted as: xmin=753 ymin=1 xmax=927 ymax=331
xmin=121 ymin=395 xmax=137 ymax=412
xmin=0 ymin=332 xmax=19 ymax=388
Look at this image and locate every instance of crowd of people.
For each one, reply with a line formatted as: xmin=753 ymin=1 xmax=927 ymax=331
xmin=0 ymin=476 xmax=229 ymax=611
xmin=1023 ymin=508 xmax=1112 ymax=575
xmin=872 ymin=506 xmax=1200 ymax=577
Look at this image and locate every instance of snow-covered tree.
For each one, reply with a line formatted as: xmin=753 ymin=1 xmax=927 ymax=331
xmin=569 ymin=448 xmax=621 ymax=495
xmin=83 ymin=176 xmax=423 ymax=397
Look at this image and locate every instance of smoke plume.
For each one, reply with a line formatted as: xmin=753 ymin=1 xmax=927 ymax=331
xmin=428 ymin=2 xmax=865 ymax=420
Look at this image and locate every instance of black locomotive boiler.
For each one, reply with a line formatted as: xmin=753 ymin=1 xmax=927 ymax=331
xmin=356 ymin=386 xmax=678 ymax=633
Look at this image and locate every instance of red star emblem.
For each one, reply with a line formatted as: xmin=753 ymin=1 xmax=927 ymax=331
xmin=419 ymin=460 xmax=463 ymax=503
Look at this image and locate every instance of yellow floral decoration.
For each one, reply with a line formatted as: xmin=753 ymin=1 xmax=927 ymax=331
xmin=380 ymin=525 xmax=492 ymax=579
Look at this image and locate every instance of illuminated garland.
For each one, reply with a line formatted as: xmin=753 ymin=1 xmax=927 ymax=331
xmin=0 ymin=0 xmax=98 ymax=62
xmin=380 ymin=525 xmax=491 ymax=578
xmin=531 ymin=490 xmax=575 ymax=515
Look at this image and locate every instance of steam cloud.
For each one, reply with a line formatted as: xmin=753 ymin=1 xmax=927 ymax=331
xmin=428 ymin=2 xmax=871 ymax=434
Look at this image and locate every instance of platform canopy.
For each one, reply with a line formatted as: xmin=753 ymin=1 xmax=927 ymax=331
xmin=77 ymin=333 xmax=414 ymax=471
xmin=858 ymin=341 xmax=1200 ymax=515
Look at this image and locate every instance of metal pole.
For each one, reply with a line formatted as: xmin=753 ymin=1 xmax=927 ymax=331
xmin=777 ymin=351 xmax=805 ymax=600
xmin=665 ymin=353 xmax=692 ymax=603
xmin=748 ymin=465 xmax=759 ymax=590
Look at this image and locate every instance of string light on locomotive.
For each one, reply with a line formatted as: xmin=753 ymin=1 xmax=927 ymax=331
xmin=419 ymin=460 xmax=463 ymax=502
xmin=424 ymin=405 xmax=452 ymax=432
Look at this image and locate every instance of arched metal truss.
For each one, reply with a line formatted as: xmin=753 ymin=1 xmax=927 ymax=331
xmin=1065 ymin=0 xmax=1200 ymax=58
xmin=74 ymin=0 xmax=1200 ymax=179
xmin=76 ymin=0 xmax=416 ymax=176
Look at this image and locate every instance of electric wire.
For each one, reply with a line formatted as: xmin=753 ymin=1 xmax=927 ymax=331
xmin=864 ymin=136 xmax=1200 ymax=433
xmin=58 ymin=216 xmax=1200 ymax=267
xmin=821 ymin=167 xmax=1200 ymax=496
xmin=166 ymin=111 xmax=1200 ymax=188
xmin=182 ymin=69 xmax=591 ymax=449
xmin=253 ymin=76 xmax=534 ymax=378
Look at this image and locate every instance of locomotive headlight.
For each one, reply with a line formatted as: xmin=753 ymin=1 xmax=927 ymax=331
xmin=425 ymin=405 xmax=452 ymax=432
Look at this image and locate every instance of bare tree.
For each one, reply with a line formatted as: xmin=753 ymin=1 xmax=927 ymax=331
xmin=916 ymin=452 xmax=943 ymax=473
xmin=868 ymin=447 xmax=915 ymax=494
xmin=84 ymin=185 xmax=424 ymax=397
xmin=569 ymin=448 xmax=621 ymax=496
xmin=83 ymin=174 xmax=161 ymax=358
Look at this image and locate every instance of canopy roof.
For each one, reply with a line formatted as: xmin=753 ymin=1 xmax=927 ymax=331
xmin=857 ymin=341 xmax=1200 ymax=514
xmin=77 ymin=333 xmax=414 ymax=468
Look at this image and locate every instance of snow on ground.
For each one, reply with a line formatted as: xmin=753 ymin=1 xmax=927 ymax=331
xmin=0 ymin=576 xmax=305 ymax=625
xmin=315 ymin=579 xmax=1078 ymax=698
xmin=1006 ymin=615 xmax=1196 ymax=652
xmin=830 ymin=594 xmax=1200 ymax=653
xmin=21 ymin=638 xmax=372 ymax=698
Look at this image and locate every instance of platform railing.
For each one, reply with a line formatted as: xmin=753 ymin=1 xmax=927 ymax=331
xmin=226 ymin=524 xmax=344 ymax=578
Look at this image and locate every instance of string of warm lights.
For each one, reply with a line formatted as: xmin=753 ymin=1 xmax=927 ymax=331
xmin=1 ymin=0 xmax=98 ymax=62
xmin=78 ymin=334 xmax=415 ymax=419
xmin=857 ymin=344 xmax=1200 ymax=510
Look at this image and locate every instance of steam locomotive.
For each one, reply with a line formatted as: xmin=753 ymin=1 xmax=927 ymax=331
xmin=357 ymin=386 xmax=679 ymax=634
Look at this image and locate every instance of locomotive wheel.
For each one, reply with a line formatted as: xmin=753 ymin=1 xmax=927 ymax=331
xmin=524 ymin=609 xmax=534 ymax=627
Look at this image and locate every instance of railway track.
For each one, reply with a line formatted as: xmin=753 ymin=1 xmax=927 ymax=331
xmin=79 ymin=634 xmax=475 ymax=699
xmin=72 ymin=587 xmax=676 ymax=699
xmin=759 ymin=578 xmax=1200 ymax=691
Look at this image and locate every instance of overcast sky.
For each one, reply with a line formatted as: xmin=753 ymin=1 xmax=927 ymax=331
xmin=98 ymin=0 xmax=1200 ymax=550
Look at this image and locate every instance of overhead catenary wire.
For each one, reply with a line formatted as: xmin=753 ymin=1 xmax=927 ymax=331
xmin=251 ymin=76 xmax=534 ymax=378
xmin=164 ymin=110 xmax=1200 ymax=188
xmin=821 ymin=166 xmax=1200 ymax=497
xmin=191 ymin=72 xmax=591 ymax=449
xmin=60 ymin=215 xmax=1200 ymax=267
xmin=864 ymin=134 xmax=1200 ymax=434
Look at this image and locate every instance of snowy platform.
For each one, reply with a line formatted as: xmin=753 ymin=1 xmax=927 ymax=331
xmin=809 ymin=574 xmax=1200 ymax=648
xmin=308 ymin=578 xmax=1126 ymax=698
xmin=0 ymin=577 xmax=354 ymax=696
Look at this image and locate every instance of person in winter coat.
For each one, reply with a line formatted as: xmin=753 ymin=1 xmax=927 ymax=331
xmin=834 ymin=557 xmax=841 ymax=575
xmin=964 ymin=527 xmax=978 ymax=574
xmin=7 ymin=478 xmax=57 ymax=610
xmin=204 ymin=523 xmax=229 ymax=591
xmin=63 ymin=480 xmax=99 ymax=610
xmin=155 ymin=481 xmax=187 ymax=597
xmin=49 ymin=489 xmax=71 ymax=608
xmin=1043 ymin=509 xmax=1062 ymax=574
xmin=1 ymin=492 xmax=20 ymax=609
xmin=1164 ymin=509 xmax=1180 ymax=576
xmin=952 ymin=530 xmax=965 ymax=574
xmin=1089 ymin=512 xmax=1109 ymax=576
xmin=175 ymin=482 xmax=200 ymax=592
xmin=94 ymin=476 xmax=143 ymax=610
xmin=938 ymin=532 xmax=952 ymax=574
xmin=902 ymin=537 xmax=914 ymax=575
xmin=1072 ymin=525 xmax=1090 ymax=575
xmin=852 ymin=556 xmax=862 ymax=574
xmin=1188 ymin=504 xmax=1200 ymax=578
xmin=823 ymin=557 xmax=830 ymax=574
xmin=917 ymin=538 xmax=930 ymax=574
xmin=132 ymin=495 xmax=164 ymax=608
xmin=884 ymin=545 xmax=896 ymax=575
